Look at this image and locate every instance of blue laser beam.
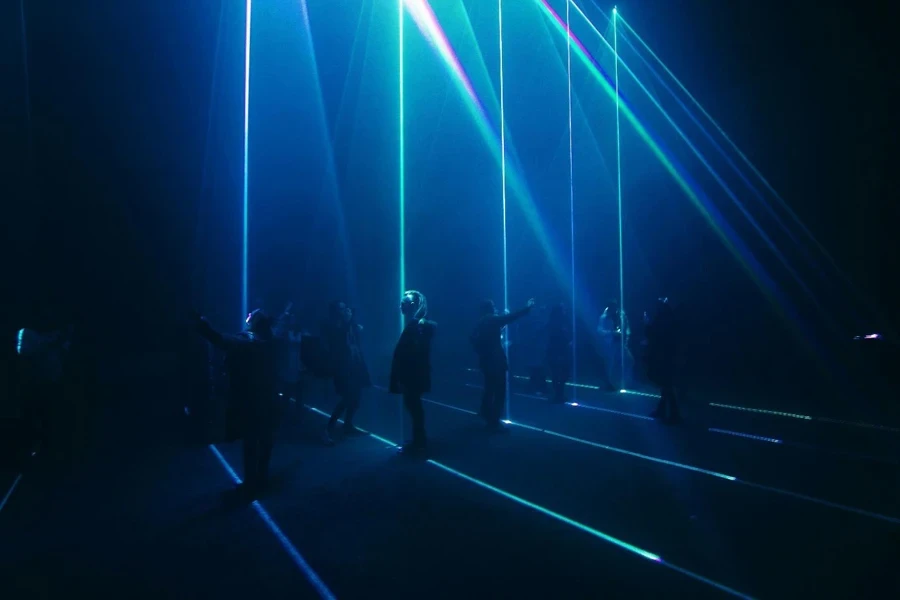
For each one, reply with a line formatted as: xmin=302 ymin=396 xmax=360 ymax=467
xmin=498 ymin=0 xmax=511 ymax=422
xmin=708 ymin=428 xmax=783 ymax=445
xmin=241 ymin=0 xmax=252 ymax=323
xmin=208 ymin=445 xmax=336 ymax=599
xmin=398 ymin=0 xmax=406 ymax=333
xmin=566 ymin=0 xmax=577 ymax=403
xmin=613 ymin=7 xmax=626 ymax=391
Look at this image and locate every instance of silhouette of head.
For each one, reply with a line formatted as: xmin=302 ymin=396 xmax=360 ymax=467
xmin=245 ymin=309 xmax=273 ymax=338
xmin=401 ymin=290 xmax=427 ymax=320
xmin=479 ymin=299 xmax=496 ymax=317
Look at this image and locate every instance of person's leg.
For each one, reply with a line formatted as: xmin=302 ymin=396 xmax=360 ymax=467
xmin=403 ymin=391 xmax=426 ymax=448
xmin=327 ymin=398 xmax=347 ymax=430
xmin=486 ymin=369 xmax=506 ymax=427
xmin=479 ymin=369 xmax=490 ymax=418
xmin=343 ymin=388 xmax=363 ymax=432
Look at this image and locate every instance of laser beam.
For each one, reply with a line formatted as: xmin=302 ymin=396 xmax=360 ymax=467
xmin=398 ymin=0 xmax=406 ymax=333
xmin=241 ymin=0 xmax=252 ymax=323
xmin=499 ymin=0 xmax=510 ymax=421
xmin=209 ymin=445 xmax=336 ymax=599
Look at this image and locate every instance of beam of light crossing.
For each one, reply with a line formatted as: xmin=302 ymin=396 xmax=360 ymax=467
xmin=498 ymin=0 xmax=510 ymax=421
xmin=573 ymin=5 xmax=828 ymax=333
xmin=403 ymin=0 xmax=586 ymax=328
xmin=209 ymin=445 xmax=336 ymax=599
xmin=398 ymin=0 xmax=406 ymax=333
xmin=710 ymin=402 xmax=900 ymax=434
xmin=305 ymin=401 xmax=753 ymax=597
xmin=536 ymin=0 xmax=800 ymax=343
xmin=708 ymin=428 xmax=783 ymax=445
xmin=566 ymin=0 xmax=578 ymax=403
xmin=241 ymin=0 xmax=252 ymax=323
xmin=611 ymin=10 xmax=850 ymax=285
xmin=709 ymin=402 xmax=812 ymax=421
xmin=612 ymin=6 xmax=626 ymax=394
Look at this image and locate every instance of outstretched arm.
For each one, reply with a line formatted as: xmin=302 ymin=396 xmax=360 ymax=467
xmin=195 ymin=316 xmax=244 ymax=351
xmin=491 ymin=299 xmax=535 ymax=327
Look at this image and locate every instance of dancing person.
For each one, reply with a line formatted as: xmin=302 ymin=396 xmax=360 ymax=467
xmin=546 ymin=304 xmax=573 ymax=404
xmin=389 ymin=290 xmax=436 ymax=456
xmin=471 ymin=298 xmax=535 ymax=431
xmin=598 ymin=299 xmax=633 ymax=390
xmin=195 ymin=309 xmax=279 ymax=498
xmin=645 ymin=297 xmax=680 ymax=423
xmin=322 ymin=301 xmax=371 ymax=444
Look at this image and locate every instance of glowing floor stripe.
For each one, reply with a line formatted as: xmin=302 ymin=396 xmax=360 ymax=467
xmin=710 ymin=401 xmax=900 ymax=433
xmin=709 ymin=428 xmax=782 ymax=445
xmin=508 ymin=389 xmax=654 ymax=421
xmin=304 ymin=403 xmax=750 ymax=597
xmin=378 ymin=388 xmax=900 ymax=523
xmin=620 ymin=389 xmax=662 ymax=399
xmin=209 ymin=445 xmax=337 ymax=599
xmin=407 ymin=385 xmax=734 ymax=480
xmin=709 ymin=402 xmax=812 ymax=421
xmin=0 ymin=473 xmax=23 ymax=514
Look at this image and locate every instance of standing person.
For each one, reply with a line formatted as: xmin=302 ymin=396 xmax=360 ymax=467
xmin=598 ymin=299 xmax=632 ymax=390
xmin=322 ymin=301 xmax=371 ymax=444
xmin=470 ymin=298 xmax=535 ymax=432
xmin=645 ymin=298 xmax=680 ymax=423
xmin=195 ymin=309 xmax=278 ymax=498
xmin=389 ymin=290 xmax=436 ymax=456
xmin=546 ymin=304 xmax=573 ymax=404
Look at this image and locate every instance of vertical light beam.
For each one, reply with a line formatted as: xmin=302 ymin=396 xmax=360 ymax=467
xmin=566 ymin=0 xmax=577 ymax=399
xmin=499 ymin=0 xmax=511 ymax=421
xmin=241 ymin=0 xmax=252 ymax=322
xmin=613 ymin=8 xmax=625 ymax=389
xmin=399 ymin=0 xmax=406 ymax=333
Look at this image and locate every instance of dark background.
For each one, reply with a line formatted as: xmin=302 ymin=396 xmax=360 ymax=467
xmin=2 ymin=0 xmax=896 ymax=418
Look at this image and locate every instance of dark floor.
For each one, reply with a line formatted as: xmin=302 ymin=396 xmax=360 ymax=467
xmin=1 ymin=375 xmax=898 ymax=599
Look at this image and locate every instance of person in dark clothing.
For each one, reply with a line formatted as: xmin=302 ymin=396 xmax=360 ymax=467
xmin=195 ymin=309 xmax=279 ymax=497
xmin=322 ymin=301 xmax=371 ymax=444
xmin=471 ymin=297 xmax=535 ymax=431
xmin=546 ymin=304 xmax=573 ymax=404
xmin=645 ymin=298 xmax=680 ymax=423
xmin=389 ymin=290 xmax=436 ymax=456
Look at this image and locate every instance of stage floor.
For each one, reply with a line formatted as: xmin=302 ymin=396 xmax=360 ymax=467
xmin=2 ymin=377 xmax=898 ymax=599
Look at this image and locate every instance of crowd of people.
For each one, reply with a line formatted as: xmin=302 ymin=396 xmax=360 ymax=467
xmin=192 ymin=291 xmax=680 ymax=501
